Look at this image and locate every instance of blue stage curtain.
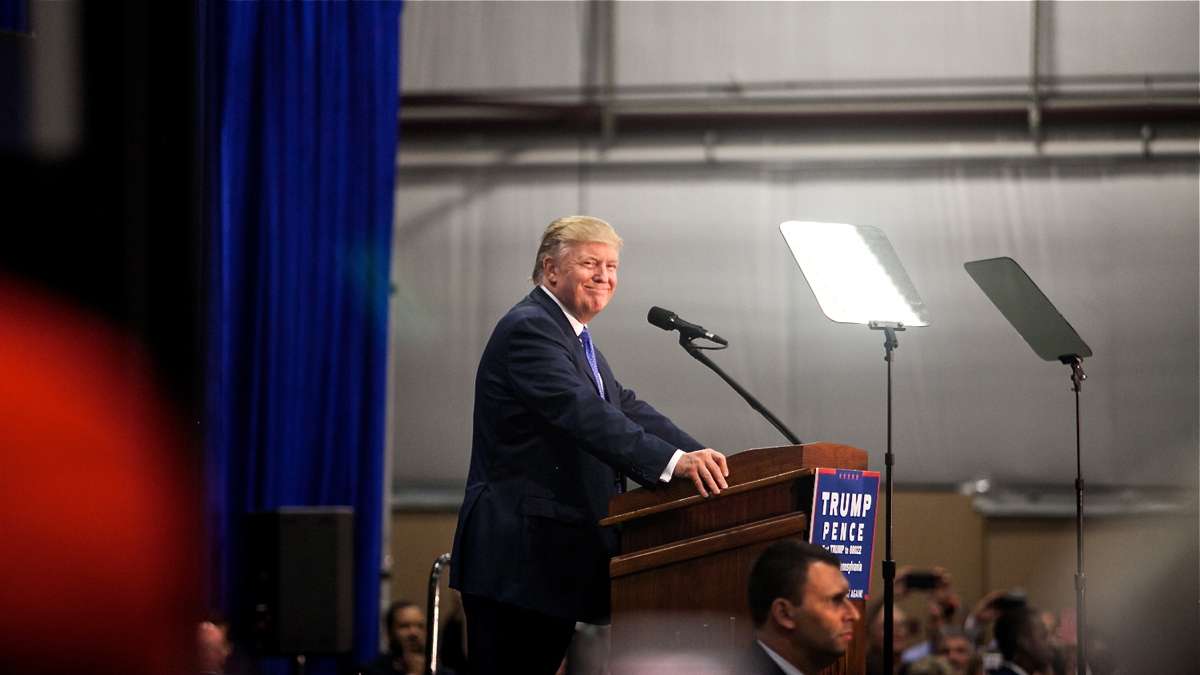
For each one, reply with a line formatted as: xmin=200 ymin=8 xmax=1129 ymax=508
xmin=0 ymin=0 xmax=30 ymax=35
xmin=203 ymin=1 xmax=402 ymax=670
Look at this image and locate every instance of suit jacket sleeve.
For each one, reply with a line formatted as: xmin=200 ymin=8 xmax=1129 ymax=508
xmin=612 ymin=374 xmax=704 ymax=454
xmin=504 ymin=312 xmax=680 ymax=488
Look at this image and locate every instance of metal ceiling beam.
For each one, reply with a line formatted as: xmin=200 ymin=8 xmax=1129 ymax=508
xmin=399 ymin=80 xmax=1200 ymax=137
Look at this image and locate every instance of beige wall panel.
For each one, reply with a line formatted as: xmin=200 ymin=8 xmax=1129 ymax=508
xmin=985 ymin=515 xmax=1196 ymax=612
xmin=389 ymin=510 xmax=461 ymax=632
xmin=871 ymin=490 xmax=986 ymax=622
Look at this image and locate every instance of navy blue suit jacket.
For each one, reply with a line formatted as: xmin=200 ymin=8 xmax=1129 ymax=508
xmin=449 ymin=287 xmax=703 ymax=623
xmin=741 ymin=642 xmax=789 ymax=675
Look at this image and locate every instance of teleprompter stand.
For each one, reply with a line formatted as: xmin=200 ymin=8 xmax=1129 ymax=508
xmin=966 ymin=256 xmax=1093 ymax=675
xmin=869 ymin=320 xmax=902 ymax=675
xmin=780 ymin=220 xmax=930 ymax=675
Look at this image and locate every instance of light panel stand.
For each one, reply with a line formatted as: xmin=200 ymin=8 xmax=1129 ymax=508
xmin=966 ymin=256 xmax=1093 ymax=675
xmin=781 ymin=221 xmax=929 ymax=675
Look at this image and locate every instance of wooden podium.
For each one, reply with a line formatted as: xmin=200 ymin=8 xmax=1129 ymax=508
xmin=601 ymin=443 xmax=870 ymax=674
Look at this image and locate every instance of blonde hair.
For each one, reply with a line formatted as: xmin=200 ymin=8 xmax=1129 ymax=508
xmin=531 ymin=215 xmax=623 ymax=283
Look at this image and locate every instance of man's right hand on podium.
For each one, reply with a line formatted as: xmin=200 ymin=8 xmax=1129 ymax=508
xmin=673 ymin=448 xmax=729 ymax=498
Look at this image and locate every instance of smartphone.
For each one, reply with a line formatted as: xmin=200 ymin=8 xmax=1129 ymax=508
xmin=905 ymin=570 xmax=941 ymax=590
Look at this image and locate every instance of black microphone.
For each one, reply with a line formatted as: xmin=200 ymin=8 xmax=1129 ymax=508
xmin=647 ymin=306 xmax=728 ymax=346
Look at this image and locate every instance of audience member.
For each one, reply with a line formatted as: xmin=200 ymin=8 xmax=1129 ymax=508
xmin=795 ymin=554 xmax=1089 ymax=675
xmin=893 ymin=568 xmax=958 ymax=665
xmin=741 ymin=539 xmax=861 ymax=674
xmin=903 ymin=655 xmax=955 ymax=675
xmin=963 ymin=589 xmax=1019 ymax=648
xmin=989 ymin=606 xmax=1054 ymax=675
xmin=198 ymin=618 xmax=233 ymax=675
xmin=866 ymin=601 xmax=911 ymax=675
xmin=935 ymin=627 xmax=976 ymax=675
xmin=364 ymin=600 xmax=456 ymax=675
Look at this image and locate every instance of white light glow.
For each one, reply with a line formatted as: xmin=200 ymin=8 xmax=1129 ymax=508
xmin=779 ymin=220 xmax=928 ymax=326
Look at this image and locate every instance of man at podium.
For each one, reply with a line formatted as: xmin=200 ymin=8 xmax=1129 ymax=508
xmin=449 ymin=215 xmax=730 ymax=675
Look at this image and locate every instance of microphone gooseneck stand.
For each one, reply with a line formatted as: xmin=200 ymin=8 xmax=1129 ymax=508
xmin=1060 ymin=355 xmax=1087 ymax=675
xmin=676 ymin=334 xmax=801 ymax=445
xmin=870 ymin=321 xmax=902 ymax=675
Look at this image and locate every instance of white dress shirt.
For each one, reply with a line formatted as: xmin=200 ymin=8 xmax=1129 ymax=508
xmin=757 ymin=640 xmax=806 ymax=675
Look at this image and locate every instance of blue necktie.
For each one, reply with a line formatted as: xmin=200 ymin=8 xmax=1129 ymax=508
xmin=582 ymin=327 xmax=623 ymax=493
xmin=579 ymin=327 xmax=606 ymax=399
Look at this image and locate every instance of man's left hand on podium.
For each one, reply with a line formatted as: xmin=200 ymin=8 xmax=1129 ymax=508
xmin=672 ymin=448 xmax=729 ymax=498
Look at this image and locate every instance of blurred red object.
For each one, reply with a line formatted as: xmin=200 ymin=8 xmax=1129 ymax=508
xmin=1056 ymin=607 xmax=1077 ymax=646
xmin=0 ymin=278 xmax=200 ymax=675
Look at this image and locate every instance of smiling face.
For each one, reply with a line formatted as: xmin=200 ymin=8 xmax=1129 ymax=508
xmin=543 ymin=241 xmax=619 ymax=324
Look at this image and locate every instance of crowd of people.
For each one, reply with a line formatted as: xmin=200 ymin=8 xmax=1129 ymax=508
xmin=195 ymin=568 xmax=1104 ymax=675
xmin=861 ymin=567 xmax=1110 ymax=675
xmin=349 ymin=552 xmax=1101 ymax=675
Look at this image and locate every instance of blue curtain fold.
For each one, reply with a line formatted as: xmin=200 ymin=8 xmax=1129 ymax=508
xmin=204 ymin=1 xmax=402 ymax=669
xmin=0 ymin=0 xmax=30 ymax=34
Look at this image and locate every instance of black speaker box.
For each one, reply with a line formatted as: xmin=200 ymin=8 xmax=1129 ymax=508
xmin=242 ymin=507 xmax=355 ymax=655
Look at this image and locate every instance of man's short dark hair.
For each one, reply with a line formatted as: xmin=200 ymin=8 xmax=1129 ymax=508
xmin=993 ymin=606 xmax=1036 ymax=661
xmin=747 ymin=539 xmax=842 ymax=627
xmin=384 ymin=599 xmax=421 ymax=632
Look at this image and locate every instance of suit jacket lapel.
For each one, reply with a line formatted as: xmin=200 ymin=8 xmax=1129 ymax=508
xmin=529 ymin=287 xmax=608 ymax=398
xmin=593 ymin=350 xmax=614 ymax=403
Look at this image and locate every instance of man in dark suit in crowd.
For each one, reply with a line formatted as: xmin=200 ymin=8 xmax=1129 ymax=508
xmin=743 ymin=539 xmax=861 ymax=675
xmin=450 ymin=215 xmax=730 ymax=675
